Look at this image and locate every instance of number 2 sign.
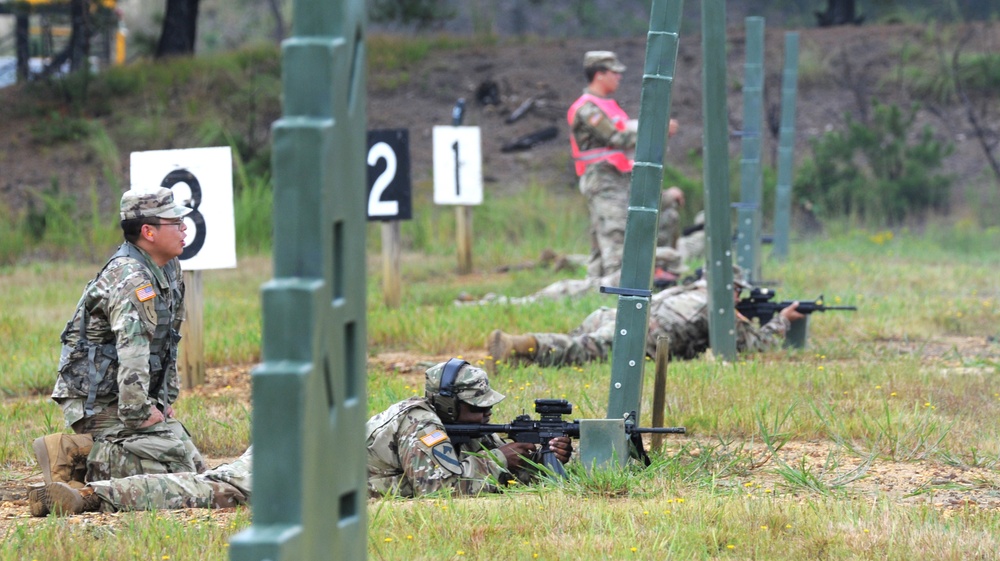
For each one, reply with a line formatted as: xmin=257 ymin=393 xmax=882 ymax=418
xmin=433 ymin=126 xmax=482 ymax=205
xmin=366 ymin=129 xmax=412 ymax=221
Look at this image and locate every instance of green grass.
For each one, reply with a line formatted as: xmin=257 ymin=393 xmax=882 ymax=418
xmin=3 ymin=195 xmax=1000 ymax=558
xmin=4 ymin=60 xmax=1000 ymax=553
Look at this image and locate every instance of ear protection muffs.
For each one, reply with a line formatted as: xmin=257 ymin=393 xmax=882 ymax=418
xmin=433 ymin=358 xmax=469 ymax=423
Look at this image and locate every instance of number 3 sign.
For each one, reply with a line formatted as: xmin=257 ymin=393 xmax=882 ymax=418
xmin=129 ymin=147 xmax=237 ymax=270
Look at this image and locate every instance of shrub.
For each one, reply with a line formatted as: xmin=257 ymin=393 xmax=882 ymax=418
xmin=794 ymin=100 xmax=953 ymax=225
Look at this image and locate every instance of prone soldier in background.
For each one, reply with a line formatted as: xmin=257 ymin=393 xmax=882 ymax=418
xmin=366 ymin=359 xmax=572 ymax=498
xmin=487 ymin=269 xmax=804 ymax=371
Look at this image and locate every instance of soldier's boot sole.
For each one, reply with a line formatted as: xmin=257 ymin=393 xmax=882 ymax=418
xmin=27 ymin=486 xmax=49 ymax=517
xmin=43 ymin=482 xmax=85 ymax=516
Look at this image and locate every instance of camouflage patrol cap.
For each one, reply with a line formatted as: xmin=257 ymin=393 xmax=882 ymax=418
xmin=732 ymin=265 xmax=753 ymax=291
xmin=120 ymin=187 xmax=192 ymax=221
xmin=584 ymin=50 xmax=626 ymax=73
xmin=425 ymin=361 xmax=505 ymax=407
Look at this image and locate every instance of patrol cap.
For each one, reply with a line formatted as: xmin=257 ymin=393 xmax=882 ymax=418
xmin=425 ymin=361 xmax=505 ymax=408
xmin=120 ymin=187 xmax=192 ymax=221
xmin=694 ymin=265 xmax=752 ymax=290
xmin=732 ymin=265 xmax=752 ymax=291
xmin=584 ymin=50 xmax=626 ymax=73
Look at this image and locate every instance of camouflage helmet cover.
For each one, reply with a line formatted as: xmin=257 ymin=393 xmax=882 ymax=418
xmin=120 ymin=187 xmax=192 ymax=221
xmin=425 ymin=361 xmax=505 ymax=408
xmin=583 ymin=50 xmax=626 ymax=73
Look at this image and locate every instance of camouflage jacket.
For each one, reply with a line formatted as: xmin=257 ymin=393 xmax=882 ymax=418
xmin=649 ymin=281 xmax=790 ymax=359
xmin=366 ymin=397 xmax=519 ymax=498
xmin=53 ymin=242 xmax=185 ymax=429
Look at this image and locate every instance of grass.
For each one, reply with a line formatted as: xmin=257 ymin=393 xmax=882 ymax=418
xmin=2 ymin=189 xmax=1000 ymax=559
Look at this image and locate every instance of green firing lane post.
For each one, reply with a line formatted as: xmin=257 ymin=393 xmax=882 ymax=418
xmin=772 ymin=31 xmax=800 ymax=261
xmin=229 ymin=1 xmax=369 ymax=560
xmin=605 ymin=0 xmax=683 ymax=422
xmin=702 ymin=0 xmax=738 ymax=361
xmin=735 ymin=16 xmax=765 ymax=285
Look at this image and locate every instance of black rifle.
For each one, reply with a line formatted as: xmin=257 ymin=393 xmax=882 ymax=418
xmin=736 ymin=287 xmax=857 ymax=323
xmin=444 ymin=398 xmax=685 ymax=479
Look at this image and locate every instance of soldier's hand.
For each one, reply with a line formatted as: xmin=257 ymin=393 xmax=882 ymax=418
xmin=165 ymin=405 xmax=175 ymax=418
xmin=138 ymin=407 xmax=165 ymax=429
xmin=500 ymin=442 xmax=538 ymax=471
xmin=780 ymin=301 xmax=806 ymax=322
xmin=548 ymin=436 xmax=573 ymax=464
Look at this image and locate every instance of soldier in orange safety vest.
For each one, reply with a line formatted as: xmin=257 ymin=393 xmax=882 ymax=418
xmin=567 ymin=50 xmax=678 ymax=280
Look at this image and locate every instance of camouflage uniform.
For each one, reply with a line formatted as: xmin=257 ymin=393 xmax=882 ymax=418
xmin=572 ymin=100 xmax=637 ymax=279
xmin=528 ymin=280 xmax=791 ymax=366
xmin=51 ymin=188 xmax=206 ymax=481
xmin=88 ymin=447 xmax=252 ymax=511
xmin=367 ymin=362 xmax=536 ymax=498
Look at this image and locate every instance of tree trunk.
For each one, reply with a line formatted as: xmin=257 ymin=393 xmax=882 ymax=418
xmin=156 ymin=0 xmax=200 ymax=58
xmin=69 ymin=0 xmax=91 ymax=72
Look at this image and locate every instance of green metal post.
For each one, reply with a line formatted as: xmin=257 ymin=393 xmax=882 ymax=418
xmin=772 ymin=32 xmax=799 ymax=261
xmin=702 ymin=0 xmax=737 ymax=361
xmin=735 ymin=17 xmax=764 ymax=284
xmin=229 ymin=1 xmax=368 ymax=561
xmin=605 ymin=0 xmax=682 ymax=422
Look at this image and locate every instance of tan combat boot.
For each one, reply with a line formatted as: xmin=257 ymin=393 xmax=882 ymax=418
xmin=486 ymin=330 xmax=538 ymax=373
xmin=29 ymin=482 xmax=101 ymax=517
xmin=33 ymin=434 xmax=93 ymax=488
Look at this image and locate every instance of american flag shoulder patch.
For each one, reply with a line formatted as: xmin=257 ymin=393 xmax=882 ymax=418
xmin=420 ymin=430 xmax=448 ymax=447
xmin=135 ymin=283 xmax=156 ymax=302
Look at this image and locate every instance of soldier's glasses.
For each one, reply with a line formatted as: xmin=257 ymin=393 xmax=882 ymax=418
xmin=152 ymin=220 xmax=185 ymax=228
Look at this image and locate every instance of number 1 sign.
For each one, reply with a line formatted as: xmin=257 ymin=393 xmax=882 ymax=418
xmin=432 ymin=125 xmax=482 ymax=205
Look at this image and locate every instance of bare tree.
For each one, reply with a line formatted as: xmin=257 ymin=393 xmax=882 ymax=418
xmin=930 ymin=26 xmax=1000 ymax=181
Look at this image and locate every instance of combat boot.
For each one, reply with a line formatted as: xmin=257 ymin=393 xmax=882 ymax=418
xmin=29 ymin=482 xmax=101 ymax=517
xmin=33 ymin=434 xmax=93 ymax=488
xmin=486 ymin=330 xmax=538 ymax=373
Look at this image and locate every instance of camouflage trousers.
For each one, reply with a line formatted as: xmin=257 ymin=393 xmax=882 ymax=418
xmin=90 ymin=447 xmax=252 ymax=511
xmin=529 ymin=303 xmax=709 ymax=366
xmin=531 ymin=307 xmax=618 ymax=367
xmin=579 ymin=166 xmax=630 ymax=279
xmin=73 ymin=403 xmax=207 ymax=481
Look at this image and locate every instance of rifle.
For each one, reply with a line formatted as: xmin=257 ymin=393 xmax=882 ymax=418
xmin=736 ymin=287 xmax=857 ymax=324
xmin=444 ymin=398 xmax=685 ymax=478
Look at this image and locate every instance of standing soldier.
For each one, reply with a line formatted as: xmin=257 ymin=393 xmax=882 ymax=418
xmin=42 ymin=187 xmax=207 ymax=485
xmin=568 ymin=50 xmax=679 ymax=279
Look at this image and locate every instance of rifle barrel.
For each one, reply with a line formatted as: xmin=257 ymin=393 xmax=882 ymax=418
xmin=631 ymin=426 xmax=686 ymax=434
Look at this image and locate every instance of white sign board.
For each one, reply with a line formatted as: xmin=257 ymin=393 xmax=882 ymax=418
xmin=433 ymin=125 xmax=482 ymax=205
xmin=130 ymin=147 xmax=237 ymax=270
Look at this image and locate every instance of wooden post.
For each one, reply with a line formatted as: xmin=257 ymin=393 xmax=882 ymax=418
xmin=179 ymin=270 xmax=205 ymax=388
xmin=381 ymin=221 xmax=401 ymax=307
xmin=456 ymin=205 xmax=473 ymax=274
xmin=651 ymin=335 xmax=670 ymax=451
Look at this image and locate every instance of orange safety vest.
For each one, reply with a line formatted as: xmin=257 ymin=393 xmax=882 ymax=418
xmin=567 ymin=93 xmax=634 ymax=176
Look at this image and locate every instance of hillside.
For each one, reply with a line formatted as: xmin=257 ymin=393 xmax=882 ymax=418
xmin=1 ymin=21 xmax=998 ymax=227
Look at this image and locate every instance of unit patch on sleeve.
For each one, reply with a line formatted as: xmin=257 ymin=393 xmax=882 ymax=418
xmin=430 ymin=442 xmax=463 ymax=475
